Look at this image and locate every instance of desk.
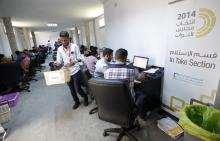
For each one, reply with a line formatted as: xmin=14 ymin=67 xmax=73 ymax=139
xmin=135 ymin=66 xmax=164 ymax=111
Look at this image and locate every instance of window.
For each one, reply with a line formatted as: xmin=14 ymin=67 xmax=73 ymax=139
xmin=29 ymin=32 xmax=33 ymax=38
xmin=99 ymin=17 xmax=105 ymax=28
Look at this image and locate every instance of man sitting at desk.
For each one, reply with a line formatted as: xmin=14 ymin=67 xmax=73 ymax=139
xmin=94 ymin=48 xmax=113 ymax=78
xmin=104 ymin=48 xmax=147 ymax=118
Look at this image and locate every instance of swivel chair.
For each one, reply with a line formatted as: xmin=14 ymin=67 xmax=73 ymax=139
xmin=80 ymin=70 xmax=98 ymax=114
xmin=0 ymin=63 xmax=30 ymax=93
xmin=88 ymin=78 xmax=140 ymax=141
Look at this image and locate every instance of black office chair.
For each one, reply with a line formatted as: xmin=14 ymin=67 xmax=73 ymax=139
xmin=0 ymin=63 xmax=30 ymax=93
xmin=80 ymin=70 xmax=98 ymax=114
xmin=88 ymin=78 xmax=140 ymax=141
xmin=26 ymin=59 xmax=38 ymax=82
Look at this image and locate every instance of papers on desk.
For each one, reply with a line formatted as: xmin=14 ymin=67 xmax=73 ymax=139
xmin=134 ymin=80 xmax=141 ymax=84
xmin=144 ymin=68 xmax=159 ymax=74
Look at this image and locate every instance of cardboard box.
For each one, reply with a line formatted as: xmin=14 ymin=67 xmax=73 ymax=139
xmin=44 ymin=69 xmax=71 ymax=86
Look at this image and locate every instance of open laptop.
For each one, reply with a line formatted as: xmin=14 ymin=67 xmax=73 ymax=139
xmin=133 ymin=56 xmax=149 ymax=70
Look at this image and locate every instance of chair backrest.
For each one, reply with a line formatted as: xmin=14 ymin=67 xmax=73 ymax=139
xmin=0 ymin=63 xmax=23 ymax=86
xmin=88 ymin=78 xmax=136 ymax=128
xmin=80 ymin=70 xmax=92 ymax=87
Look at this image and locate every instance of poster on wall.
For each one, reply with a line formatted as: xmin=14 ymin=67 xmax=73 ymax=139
xmin=163 ymin=0 xmax=220 ymax=116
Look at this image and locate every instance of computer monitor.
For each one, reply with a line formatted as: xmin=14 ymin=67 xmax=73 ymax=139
xmin=133 ymin=56 xmax=149 ymax=69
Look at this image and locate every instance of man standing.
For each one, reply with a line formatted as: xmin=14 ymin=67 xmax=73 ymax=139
xmin=47 ymin=40 xmax=51 ymax=48
xmin=94 ymin=48 xmax=113 ymax=78
xmin=56 ymin=31 xmax=88 ymax=109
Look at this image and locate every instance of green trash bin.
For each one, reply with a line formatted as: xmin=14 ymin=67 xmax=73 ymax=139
xmin=179 ymin=105 xmax=220 ymax=141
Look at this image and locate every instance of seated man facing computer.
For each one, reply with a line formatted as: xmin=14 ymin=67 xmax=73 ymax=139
xmin=94 ymin=48 xmax=113 ymax=78
xmin=104 ymin=48 xmax=147 ymax=118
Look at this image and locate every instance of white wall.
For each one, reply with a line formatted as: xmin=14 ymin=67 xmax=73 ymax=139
xmin=95 ymin=15 xmax=106 ymax=48
xmin=79 ymin=24 xmax=87 ymax=46
xmin=89 ymin=20 xmax=96 ymax=46
xmin=0 ymin=21 xmax=4 ymax=54
xmin=14 ymin=28 xmax=25 ymax=51
xmin=0 ymin=38 xmax=3 ymax=54
xmin=76 ymin=14 xmax=105 ymax=48
xmin=104 ymin=0 xmax=168 ymax=66
xmin=0 ymin=20 xmax=12 ymax=57
xmin=73 ymin=31 xmax=77 ymax=44
xmin=29 ymin=31 xmax=34 ymax=48
xmin=22 ymin=28 xmax=32 ymax=49
xmin=14 ymin=27 xmax=34 ymax=51
xmin=78 ymin=15 xmax=106 ymax=48
xmin=35 ymin=31 xmax=59 ymax=48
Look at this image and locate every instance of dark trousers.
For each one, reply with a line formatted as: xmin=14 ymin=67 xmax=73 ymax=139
xmin=67 ymin=71 xmax=87 ymax=103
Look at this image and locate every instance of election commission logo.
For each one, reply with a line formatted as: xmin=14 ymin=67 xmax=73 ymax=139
xmin=196 ymin=8 xmax=216 ymax=38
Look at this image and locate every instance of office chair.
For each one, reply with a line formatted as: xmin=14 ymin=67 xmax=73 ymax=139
xmin=88 ymin=78 xmax=140 ymax=141
xmin=26 ymin=59 xmax=38 ymax=82
xmin=0 ymin=63 xmax=30 ymax=93
xmin=80 ymin=70 xmax=98 ymax=114
xmin=80 ymin=69 xmax=92 ymax=97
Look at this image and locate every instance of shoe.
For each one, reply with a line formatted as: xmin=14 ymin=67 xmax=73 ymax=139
xmin=72 ymin=102 xmax=80 ymax=110
xmin=83 ymin=97 xmax=89 ymax=106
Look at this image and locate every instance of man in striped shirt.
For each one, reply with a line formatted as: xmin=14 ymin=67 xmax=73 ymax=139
xmin=104 ymin=48 xmax=147 ymax=118
xmin=104 ymin=48 xmax=145 ymax=97
xmin=104 ymin=49 xmax=135 ymax=96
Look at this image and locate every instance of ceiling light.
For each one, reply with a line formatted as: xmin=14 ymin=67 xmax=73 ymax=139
xmin=12 ymin=21 xmax=32 ymax=27
xmin=47 ymin=23 xmax=58 ymax=27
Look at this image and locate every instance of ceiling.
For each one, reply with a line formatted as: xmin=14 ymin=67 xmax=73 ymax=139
xmin=0 ymin=0 xmax=104 ymax=31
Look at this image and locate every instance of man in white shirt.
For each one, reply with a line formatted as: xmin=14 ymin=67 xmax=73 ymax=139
xmin=94 ymin=48 xmax=113 ymax=77
xmin=47 ymin=40 xmax=51 ymax=47
xmin=56 ymin=31 xmax=88 ymax=109
xmin=84 ymin=50 xmax=98 ymax=76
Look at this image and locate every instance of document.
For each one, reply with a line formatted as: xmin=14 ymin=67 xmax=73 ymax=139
xmin=134 ymin=80 xmax=141 ymax=84
xmin=144 ymin=68 xmax=159 ymax=74
xmin=157 ymin=117 xmax=183 ymax=139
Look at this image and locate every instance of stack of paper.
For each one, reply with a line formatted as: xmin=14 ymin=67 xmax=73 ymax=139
xmin=157 ymin=117 xmax=183 ymax=139
xmin=143 ymin=68 xmax=159 ymax=74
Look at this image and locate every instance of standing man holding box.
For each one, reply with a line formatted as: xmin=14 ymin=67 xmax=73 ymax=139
xmin=56 ymin=31 xmax=88 ymax=109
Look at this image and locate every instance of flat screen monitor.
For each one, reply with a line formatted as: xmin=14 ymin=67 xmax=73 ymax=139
xmin=133 ymin=56 xmax=149 ymax=69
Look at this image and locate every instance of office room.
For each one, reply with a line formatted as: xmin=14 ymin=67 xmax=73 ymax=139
xmin=0 ymin=0 xmax=220 ymax=141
